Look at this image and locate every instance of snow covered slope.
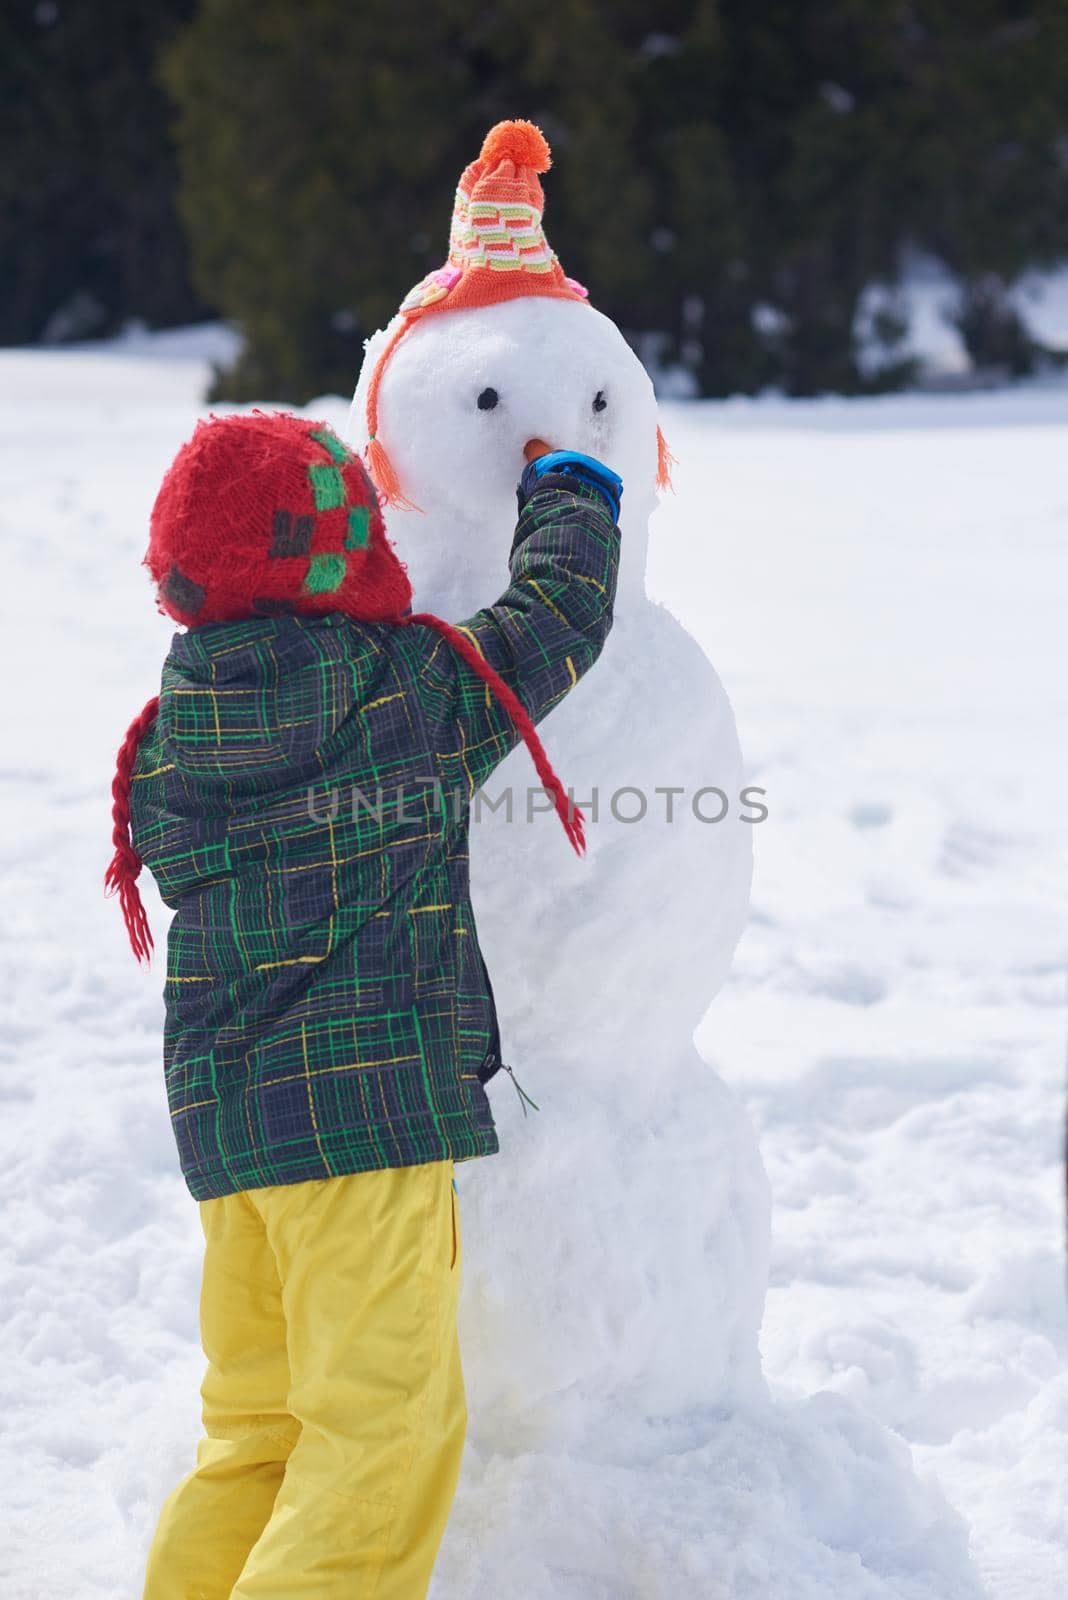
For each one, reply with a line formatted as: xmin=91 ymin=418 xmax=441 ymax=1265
xmin=0 ymin=333 xmax=1064 ymax=1597
xmin=652 ymin=392 xmax=1068 ymax=1600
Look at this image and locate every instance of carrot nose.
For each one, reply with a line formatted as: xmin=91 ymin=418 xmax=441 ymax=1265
xmin=524 ymin=438 xmax=552 ymax=462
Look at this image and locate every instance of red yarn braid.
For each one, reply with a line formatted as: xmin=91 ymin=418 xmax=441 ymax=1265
xmin=104 ymin=696 xmax=160 ymax=963
xmin=400 ymin=612 xmax=585 ymax=856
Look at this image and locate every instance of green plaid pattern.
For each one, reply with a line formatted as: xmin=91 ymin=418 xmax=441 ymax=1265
xmin=130 ymin=481 xmax=619 ymax=1200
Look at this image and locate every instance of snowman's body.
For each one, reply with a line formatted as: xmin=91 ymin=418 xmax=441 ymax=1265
xmin=349 ymin=296 xmax=769 ymax=1430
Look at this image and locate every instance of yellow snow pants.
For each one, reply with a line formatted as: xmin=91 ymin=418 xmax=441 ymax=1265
xmin=142 ymin=1158 xmax=466 ymax=1600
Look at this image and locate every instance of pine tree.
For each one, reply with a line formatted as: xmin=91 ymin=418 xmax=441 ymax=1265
xmin=885 ymin=0 xmax=1068 ymax=373
xmin=163 ymin=0 xmax=658 ymax=400
xmin=160 ymin=0 xmax=1068 ymax=398
xmin=0 ymin=0 xmax=200 ymax=344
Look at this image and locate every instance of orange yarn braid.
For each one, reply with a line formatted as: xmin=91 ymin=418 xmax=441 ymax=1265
xmin=656 ymin=425 xmax=676 ymax=492
xmin=400 ymin=612 xmax=586 ymax=856
xmin=365 ymin=320 xmax=423 ymax=512
xmin=105 ymin=696 xmax=160 ymax=963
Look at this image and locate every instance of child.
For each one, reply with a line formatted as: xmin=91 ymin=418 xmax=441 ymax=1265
xmin=108 ymin=410 xmax=622 ymax=1599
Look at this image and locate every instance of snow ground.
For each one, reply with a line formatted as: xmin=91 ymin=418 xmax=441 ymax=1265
xmin=0 ymin=331 xmax=1065 ymax=1597
xmin=650 ymin=393 xmax=1068 ymax=1598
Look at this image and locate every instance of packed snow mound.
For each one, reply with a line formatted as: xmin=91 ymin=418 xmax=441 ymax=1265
xmin=440 ymin=1393 xmax=985 ymax=1599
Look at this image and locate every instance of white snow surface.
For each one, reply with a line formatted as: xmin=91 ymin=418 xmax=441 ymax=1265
xmin=0 ymin=329 xmax=1064 ymax=1597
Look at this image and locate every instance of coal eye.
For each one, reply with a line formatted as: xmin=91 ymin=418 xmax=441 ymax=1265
xmin=593 ymin=390 xmax=607 ymax=412
xmin=477 ymin=387 xmax=499 ymax=411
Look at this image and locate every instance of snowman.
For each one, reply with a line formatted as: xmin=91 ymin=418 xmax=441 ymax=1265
xmin=349 ymin=121 xmax=768 ymax=1436
xmin=338 ymin=127 xmax=988 ymax=1595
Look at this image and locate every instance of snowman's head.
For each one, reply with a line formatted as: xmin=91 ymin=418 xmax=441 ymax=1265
xmin=351 ymin=296 xmax=659 ymax=535
xmin=346 ymin=119 xmax=668 ymax=607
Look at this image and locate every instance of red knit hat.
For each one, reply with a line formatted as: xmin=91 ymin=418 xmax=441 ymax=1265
xmin=107 ymin=411 xmax=586 ymax=961
xmin=146 ymin=410 xmax=412 ymax=625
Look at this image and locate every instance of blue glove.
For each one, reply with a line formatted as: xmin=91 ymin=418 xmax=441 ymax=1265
xmin=518 ymin=450 xmax=623 ymax=521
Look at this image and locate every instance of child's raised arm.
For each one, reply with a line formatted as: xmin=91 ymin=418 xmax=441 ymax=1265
xmin=403 ymin=455 xmax=622 ymax=802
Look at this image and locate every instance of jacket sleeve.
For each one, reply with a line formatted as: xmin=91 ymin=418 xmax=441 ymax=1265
xmin=409 ymin=476 xmax=621 ymax=796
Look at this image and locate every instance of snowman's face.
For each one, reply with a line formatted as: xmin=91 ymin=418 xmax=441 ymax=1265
xmin=361 ymin=297 xmax=659 ymax=530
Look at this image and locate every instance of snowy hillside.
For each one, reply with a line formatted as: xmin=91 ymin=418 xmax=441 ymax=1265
xmin=0 ymin=331 xmax=1064 ymax=1598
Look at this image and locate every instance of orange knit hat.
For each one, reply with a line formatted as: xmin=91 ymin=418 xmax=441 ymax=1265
xmin=363 ymin=119 xmax=674 ymax=509
xmin=365 ymin=121 xmax=587 ymax=510
xmin=406 ymin=119 xmax=586 ymax=318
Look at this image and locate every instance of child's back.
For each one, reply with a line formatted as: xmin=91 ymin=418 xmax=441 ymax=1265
xmin=122 ymin=414 xmax=619 ymax=1202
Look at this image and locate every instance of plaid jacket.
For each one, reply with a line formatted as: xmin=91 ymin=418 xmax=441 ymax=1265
xmin=130 ymin=478 xmax=619 ymax=1200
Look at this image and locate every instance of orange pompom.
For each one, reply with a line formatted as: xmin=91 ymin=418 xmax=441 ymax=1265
xmin=656 ymin=425 xmax=677 ymax=493
xmin=479 ymin=119 xmax=551 ymax=174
